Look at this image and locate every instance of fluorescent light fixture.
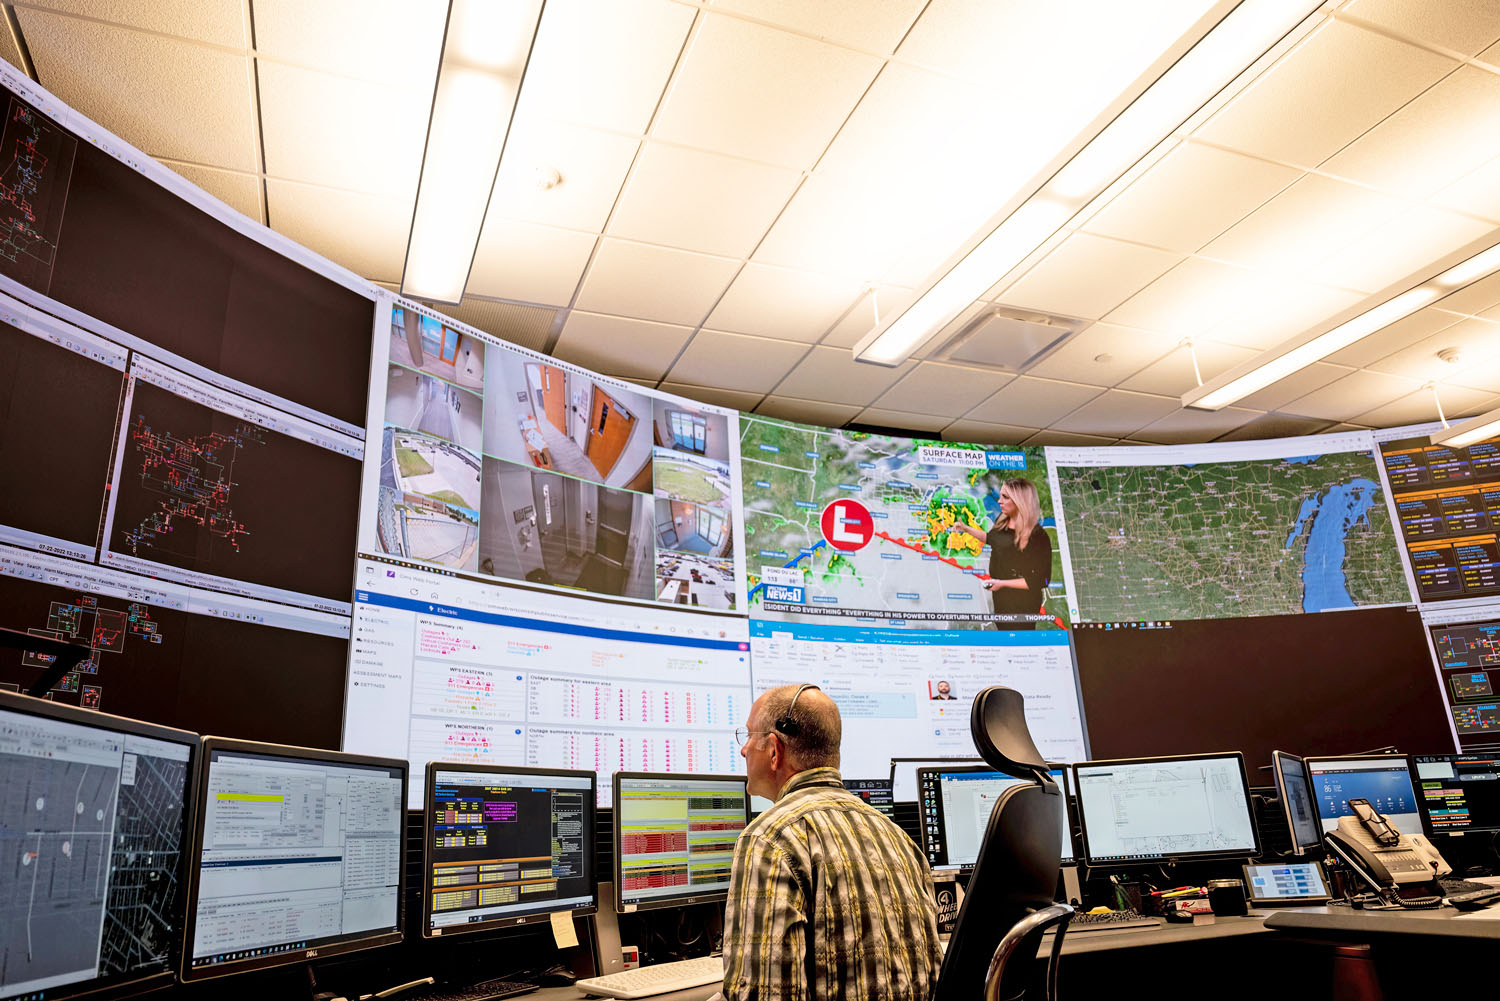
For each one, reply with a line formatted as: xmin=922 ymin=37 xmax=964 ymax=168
xmin=1435 ymin=241 xmax=1500 ymax=288
xmin=853 ymin=0 xmax=1323 ymax=366
xmin=1433 ymin=406 xmax=1500 ymax=450
xmin=401 ymin=0 xmax=544 ymax=304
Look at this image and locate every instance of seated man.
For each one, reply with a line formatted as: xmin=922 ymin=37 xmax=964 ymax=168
xmin=723 ymin=684 xmax=942 ymax=1001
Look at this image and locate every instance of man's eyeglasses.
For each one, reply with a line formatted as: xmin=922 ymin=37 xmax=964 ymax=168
xmin=734 ymin=727 xmax=774 ymax=746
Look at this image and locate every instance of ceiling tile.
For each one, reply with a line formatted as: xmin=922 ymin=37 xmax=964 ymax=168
xmin=1026 ymin=322 xmax=1179 ymax=387
xmin=1117 ymin=339 xmax=1260 ymax=396
xmin=1431 ymin=154 xmax=1500 ymax=223
xmin=755 ymin=396 xmax=863 ymax=428
xmin=652 ymin=12 xmax=880 ymax=169
xmin=1444 ymin=333 xmax=1500 ymax=393
xmin=18 ymin=0 xmax=248 ymax=47
xmin=1083 ymin=142 xmax=1300 ymax=254
xmin=573 ymin=239 xmax=741 ymax=325
xmin=552 ymin=311 xmax=694 ymax=382
xmin=1051 ymin=390 xmax=1180 ymax=437
xmin=997 ymin=234 xmax=1181 ymax=321
xmin=467 ymin=218 xmax=596 ymax=306
xmin=490 ymin=115 xmax=639 ymax=232
xmin=160 ymin=161 xmax=262 ymax=221
xmin=1105 ymin=258 xmax=1269 ymax=337
xmin=707 ymin=264 xmax=863 ymax=343
xmin=1435 ymin=272 xmax=1500 ymax=317
xmin=658 ymin=382 xmax=766 ymax=411
xmin=709 ymin=0 xmax=923 ymax=54
xmin=1342 ymin=0 xmax=1500 ymax=57
xmin=0 ymin=19 xmax=22 ymax=69
xmin=871 ymin=362 xmax=1011 ymax=419
xmin=1322 ymin=67 xmax=1500 ymax=200
xmin=1355 ymin=385 xmax=1497 ymax=429
xmin=608 ymin=142 xmax=801 ymax=258
xmin=518 ymin=0 xmax=695 ymax=133
xmin=942 ymin=420 xmax=1041 ymax=447
xmin=1199 ymin=173 xmax=1406 ymax=278
xmin=771 ymin=346 xmax=914 ymax=406
xmin=1279 ymin=369 xmax=1421 ymax=421
xmin=265 ymin=180 xmax=409 ymax=282
xmin=253 ymin=0 xmax=445 ymax=83
xmin=1308 ymin=204 xmax=1494 ymax=294
xmin=1485 ymin=39 xmax=1500 ymax=68
xmin=1233 ymin=361 xmax=1355 ymax=413
xmin=1200 ymin=280 xmax=1366 ymax=351
xmin=820 ymin=285 xmax=913 ymax=349
xmin=964 ymin=376 xmax=1102 ymax=427
xmin=1367 ymin=315 xmax=1500 ymax=386
xmin=666 ymin=330 xmax=807 ymax=393
xmin=258 ymin=61 xmax=429 ymax=199
xmin=19 ymin=10 xmax=258 ymax=170
xmin=1193 ymin=18 xmax=1455 ymax=168
xmin=851 ymin=406 xmax=948 ymax=434
xmin=1134 ymin=405 xmax=1262 ymax=444
xmin=1024 ymin=429 xmax=1116 ymax=446
xmin=1218 ymin=413 xmax=1336 ymax=441
xmin=1324 ymin=305 xmax=1466 ymax=367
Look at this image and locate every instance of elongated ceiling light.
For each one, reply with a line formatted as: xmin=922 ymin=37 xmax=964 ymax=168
xmin=1433 ymin=405 xmax=1500 ymax=450
xmin=1183 ymin=236 xmax=1500 ymax=410
xmin=401 ymin=0 xmax=545 ymax=304
xmin=853 ymin=0 xmax=1325 ymax=367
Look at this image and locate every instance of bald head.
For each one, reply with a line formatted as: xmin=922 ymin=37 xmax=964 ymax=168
xmin=754 ymin=684 xmax=841 ymax=770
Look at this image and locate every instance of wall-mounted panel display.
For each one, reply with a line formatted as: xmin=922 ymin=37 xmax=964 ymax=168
xmin=1051 ymin=432 xmax=1411 ymax=623
xmin=1422 ymin=603 xmax=1500 ymax=753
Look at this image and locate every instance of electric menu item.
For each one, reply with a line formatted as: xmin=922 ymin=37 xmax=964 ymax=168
xmin=1411 ymin=754 xmax=1500 ymax=834
xmin=917 ymin=766 xmax=1074 ymax=870
xmin=613 ymin=772 xmax=748 ymax=912
xmin=423 ymin=764 xmax=596 ymax=936
xmin=0 ymin=691 xmax=198 ymax=1001
xmin=180 ymin=740 xmax=405 ymax=980
xmin=1271 ymin=751 xmax=1323 ymax=854
xmin=1072 ymin=753 xmax=1260 ymax=865
xmin=1303 ymin=756 xmax=1421 ymax=837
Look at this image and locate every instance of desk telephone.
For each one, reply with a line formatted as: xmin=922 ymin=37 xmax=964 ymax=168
xmin=1323 ymin=797 xmax=1449 ymax=905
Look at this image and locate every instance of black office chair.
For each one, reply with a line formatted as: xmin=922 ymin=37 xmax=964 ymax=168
xmin=934 ymin=686 xmax=1072 ymax=1001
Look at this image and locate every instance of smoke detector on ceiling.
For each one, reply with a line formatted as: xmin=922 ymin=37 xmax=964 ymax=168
xmin=929 ymin=307 xmax=1081 ymax=373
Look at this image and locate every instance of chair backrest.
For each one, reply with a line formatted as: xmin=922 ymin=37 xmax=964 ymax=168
xmin=933 ymin=686 xmax=1065 ymax=1001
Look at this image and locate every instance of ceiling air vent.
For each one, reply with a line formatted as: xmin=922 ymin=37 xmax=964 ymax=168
xmin=932 ymin=307 xmax=1079 ymax=373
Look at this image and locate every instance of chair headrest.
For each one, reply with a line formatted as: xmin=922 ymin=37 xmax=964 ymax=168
xmin=970 ymin=686 xmax=1047 ymax=779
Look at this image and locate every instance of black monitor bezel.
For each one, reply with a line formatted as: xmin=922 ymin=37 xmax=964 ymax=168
xmin=612 ymin=770 xmax=748 ymax=914
xmin=179 ymin=737 xmax=407 ymax=981
xmin=915 ymin=764 xmax=1075 ymax=870
xmin=422 ymin=761 xmax=597 ymax=938
xmin=1071 ymin=752 xmax=1261 ymax=866
xmin=841 ymin=776 xmax=896 ymax=818
xmin=1301 ymin=753 xmax=1419 ymax=837
xmin=1270 ymin=750 xmax=1322 ymax=853
xmin=0 ymin=691 xmax=200 ymax=1001
xmin=1408 ymin=753 xmax=1500 ymax=836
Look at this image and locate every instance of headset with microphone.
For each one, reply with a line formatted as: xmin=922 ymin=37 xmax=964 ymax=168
xmin=773 ymin=684 xmax=820 ymax=739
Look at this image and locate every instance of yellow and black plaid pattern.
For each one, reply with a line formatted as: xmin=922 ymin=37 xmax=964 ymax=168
xmin=721 ymin=768 xmax=942 ymax=1001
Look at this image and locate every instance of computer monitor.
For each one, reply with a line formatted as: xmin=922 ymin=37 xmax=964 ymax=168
xmin=843 ymin=777 xmax=896 ymax=819
xmin=1072 ymin=753 xmax=1260 ymax=865
xmin=1410 ymin=754 xmax=1500 ymax=834
xmin=613 ymin=772 xmax=748 ymax=913
xmin=890 ymin=756 xmax=982 ymax=802
xmin=1303 ymin=756 xmax=1421 ymax=836
xmin=423 ymin=763 xmax=596 ymax=936
xmin=916 ymin=766 xmax=1074 ymax=870
xmin=181 ymin=738 xmax=406 ymax=979
xmin=1271 ymin=751 xmax=1322 ymax=854
xmin=0 ymin=691 xmax=199 ymax=1001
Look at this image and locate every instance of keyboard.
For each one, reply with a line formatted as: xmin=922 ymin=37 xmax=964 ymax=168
xmin=1439 ymin=878 xmax=1497 ymax=896
xmin=575 ymin=955 xmax=725 ymax=999
xmin=1066 ymin=909 xmax=1161 ymax=933
xmin=409 ymin=980 xmax=537 ymax=1001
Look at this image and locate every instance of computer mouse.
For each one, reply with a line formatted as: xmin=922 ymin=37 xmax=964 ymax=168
xmin=537 ymin=969 xmax=578 ymax=987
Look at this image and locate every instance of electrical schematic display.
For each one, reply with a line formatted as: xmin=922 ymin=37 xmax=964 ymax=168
xmin=0 ymin=95 xmax=76 ymax=291
xmin=20 ymin=590 xmax=163 ymax=710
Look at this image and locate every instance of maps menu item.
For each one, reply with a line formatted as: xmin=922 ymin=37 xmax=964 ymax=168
xmin=1379 ymin=436 xmax=1500 ymax=603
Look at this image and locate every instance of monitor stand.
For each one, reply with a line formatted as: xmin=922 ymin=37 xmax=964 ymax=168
xmin=593 ymin=882 xmax=625 ymax=979
xmin=1061 ymin=865 xmax=1081 ymax=905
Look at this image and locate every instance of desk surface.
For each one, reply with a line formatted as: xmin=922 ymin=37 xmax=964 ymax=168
xmin=1264 ymin=903 xmax=1500 ymax=940
xmin=1051 ymin=914 xmax=1270 ymax=954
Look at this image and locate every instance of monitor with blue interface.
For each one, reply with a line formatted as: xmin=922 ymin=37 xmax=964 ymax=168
xmin=1072 ymin=753 xmax=1259 ymax=864
xmin=1303 ymin=756 xmax=1420 ymax=836
xmin=917 ymin=766 xmax=1074 ymax=869
xmin=0 ymin=691 xmax=199 ymax=1001
xmin=1271 ymin=750 xmax=1322 ymax=853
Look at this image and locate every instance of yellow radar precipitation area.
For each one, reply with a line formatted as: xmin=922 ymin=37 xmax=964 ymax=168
xmin=739 ymin=415 xmax=1067 ymax=629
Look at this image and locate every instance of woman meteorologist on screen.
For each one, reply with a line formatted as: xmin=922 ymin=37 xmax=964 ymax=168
xmin=954 ymin=478 xmax=1051 ymax=630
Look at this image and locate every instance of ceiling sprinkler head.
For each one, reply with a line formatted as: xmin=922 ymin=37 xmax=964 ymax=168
xmin=1436 ymin=346 xmax=1463 ymax=365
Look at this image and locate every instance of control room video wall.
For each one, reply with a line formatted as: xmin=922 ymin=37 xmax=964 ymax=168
xmin=0 ymin=67 xmax=1486 ymax=807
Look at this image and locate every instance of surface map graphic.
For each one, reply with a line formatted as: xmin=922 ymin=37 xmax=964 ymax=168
xmin=740 ymin=416 xmax=1066 ymax=628
xmin=1056 ymin=450 xmax=1410 ymax=621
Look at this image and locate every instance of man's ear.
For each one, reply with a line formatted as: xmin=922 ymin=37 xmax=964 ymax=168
xmin=767 ymin=732 xmax=783 ymax=770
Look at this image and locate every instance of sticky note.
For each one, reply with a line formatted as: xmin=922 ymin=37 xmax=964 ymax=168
xmin=551 ymin=909 xmax=579 ymax=949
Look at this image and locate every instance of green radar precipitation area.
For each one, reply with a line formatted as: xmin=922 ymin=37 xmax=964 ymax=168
xmin=1055 ymin=450 xmax=1411 ymax=622
xmin=739 ymin=415 xmax=1067 ymax=627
